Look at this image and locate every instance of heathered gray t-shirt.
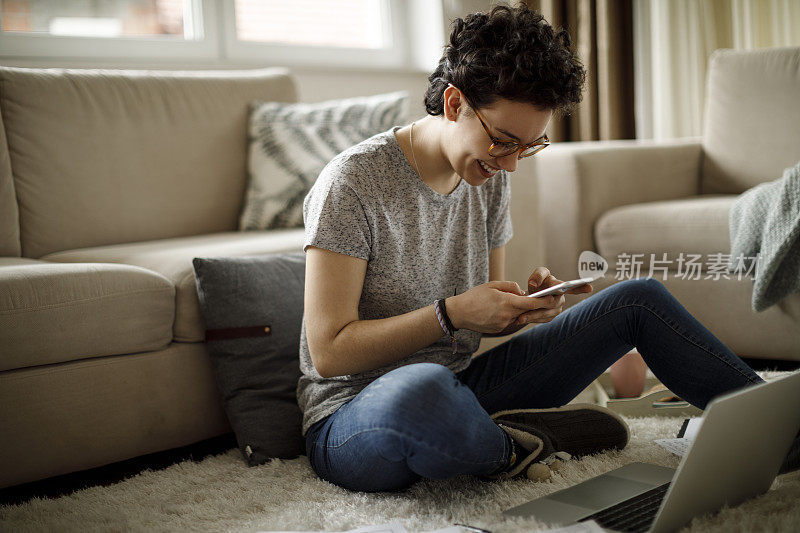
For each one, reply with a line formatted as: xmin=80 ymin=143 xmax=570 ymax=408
xmin=297 ymin=127 xmax=513 ymax=436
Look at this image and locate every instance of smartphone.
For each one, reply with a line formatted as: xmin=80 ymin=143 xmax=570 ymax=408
xmin=526 ymin=277 xmax=596 ymax=298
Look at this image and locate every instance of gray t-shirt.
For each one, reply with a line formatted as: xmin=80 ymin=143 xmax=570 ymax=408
xmin=296 ymin=127 xmax=513 ymax=436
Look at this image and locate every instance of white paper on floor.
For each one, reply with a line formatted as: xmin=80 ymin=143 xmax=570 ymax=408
xmin=654 ymin=417 xmax=703 ymax=457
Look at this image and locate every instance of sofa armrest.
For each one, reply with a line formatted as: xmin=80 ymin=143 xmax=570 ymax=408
xmin=534 ymin=138 xmax=703 ymax=279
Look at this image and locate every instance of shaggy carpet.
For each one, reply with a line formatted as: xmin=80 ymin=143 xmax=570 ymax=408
xmin=2 ymin=420 xmax=799 ymax=532
xmin=2 ymin=375 xmax=799 ymax=532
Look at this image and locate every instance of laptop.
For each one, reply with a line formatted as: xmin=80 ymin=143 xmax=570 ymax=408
xmin=503 ymin=370 xmax=800 ymax=533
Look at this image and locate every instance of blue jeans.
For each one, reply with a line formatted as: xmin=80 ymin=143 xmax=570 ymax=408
xmin=305 ymin=278 xmax=764 ymax=492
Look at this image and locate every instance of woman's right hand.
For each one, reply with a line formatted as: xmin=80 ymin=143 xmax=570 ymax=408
xmin=446 ymin=280 xmax=565 ymax=334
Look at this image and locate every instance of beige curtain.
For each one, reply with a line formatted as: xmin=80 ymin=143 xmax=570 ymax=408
xmin=636 ymin=0 xmax=800 ymax=140
xmin=524 ymin=0 xmax=636 ymax=142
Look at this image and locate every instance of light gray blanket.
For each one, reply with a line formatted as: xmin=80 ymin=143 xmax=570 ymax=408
xmin=728 ymin=161 xmax=800 ymax=312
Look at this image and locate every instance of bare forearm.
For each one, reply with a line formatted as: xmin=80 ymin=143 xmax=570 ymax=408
xmin=322 ymin=303 xmax=447 ymax=377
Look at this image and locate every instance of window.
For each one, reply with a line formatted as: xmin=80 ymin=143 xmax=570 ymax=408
xmin=233 ymin=0 xmax=385 ymax=49
xmin=0 ymin=0 xmax=421 ymax=69
xmin=1 ymin=0 xmax=196 ymax=39
xmin=0 ymin=0 xmax=217 ymax=59
xmin=222 ymin=0 xmax=406 ymax=69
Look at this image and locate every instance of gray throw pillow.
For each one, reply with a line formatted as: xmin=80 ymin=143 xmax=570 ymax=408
xmin=238 ymin=91 xmax=408 ymax=231
xmin=192 ymin=252 xmax=306 ymax=465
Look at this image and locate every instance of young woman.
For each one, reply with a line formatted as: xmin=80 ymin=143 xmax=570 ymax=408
xmin=296 ymin=5 xmax=774 ymax=492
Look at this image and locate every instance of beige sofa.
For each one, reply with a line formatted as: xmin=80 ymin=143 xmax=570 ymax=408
xmin=0 ymin=66 xmax=545 ymax=490
xmin=0 ymin=67 xmax=308 ymax=489
xmin=534 ymin=46 xmax=800 ymax=363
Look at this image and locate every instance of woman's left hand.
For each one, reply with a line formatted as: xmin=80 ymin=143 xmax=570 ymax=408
xmin=526 ymin=267 xmax=593 ymax=296
xmin=511 ymin=267 xmax=593 ymax=326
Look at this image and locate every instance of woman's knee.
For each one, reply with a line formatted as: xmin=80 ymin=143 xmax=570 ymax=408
xmin=377 ymin=363 xmax=459 ymax=398
xmin=612 ymin=277 xmax=669 ymax=301
xmin=393 ymin=361 xmax=457 ymax=380
xmin=624 ymin=276 xmax=665 ymax=289
xmin=368 ymin=363 xmax=462 ymax=415
xmin=349 ymin=363 xmax=474 ymax=450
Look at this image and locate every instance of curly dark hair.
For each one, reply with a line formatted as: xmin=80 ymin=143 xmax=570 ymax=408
xmin=424 ymin=4 xmax=585 ymax=118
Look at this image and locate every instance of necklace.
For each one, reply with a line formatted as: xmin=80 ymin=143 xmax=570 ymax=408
xmin=409 ymin=121 xmax=424 ymax=180
xmin=411 ymin=122 xmax=461 ymax=194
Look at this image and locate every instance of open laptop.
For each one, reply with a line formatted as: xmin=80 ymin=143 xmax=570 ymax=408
xmin=503 ymin=370 xmax=800 ymax=533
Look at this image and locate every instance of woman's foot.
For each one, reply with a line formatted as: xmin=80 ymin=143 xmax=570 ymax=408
xmin=610 ymin=350 xmax=648 ymax=398
xmin=482 ymin=404 xmax=630 ymax=481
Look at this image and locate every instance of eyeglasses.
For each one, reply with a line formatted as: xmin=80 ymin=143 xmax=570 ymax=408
xmin=473 ymin=106 xmax=550 ymax=158
xmin=456 ymin=87 xmax=550 ymax=159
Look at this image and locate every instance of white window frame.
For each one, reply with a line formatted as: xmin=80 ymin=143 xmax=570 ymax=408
xmin=0 ymin=0 xmax=220 ymax=62
xmin=0 ymin=0 xmax=433 ymax=71
xmin=220 ymin=0 xmax=408 ymax=70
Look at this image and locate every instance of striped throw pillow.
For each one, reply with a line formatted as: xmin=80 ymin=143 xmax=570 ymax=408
xmin=239 ymin=91 xmax=408 ymax=231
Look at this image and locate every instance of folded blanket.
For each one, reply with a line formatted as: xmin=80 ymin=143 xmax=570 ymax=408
xmin=728 ymin=162 xmax=800 ymax=312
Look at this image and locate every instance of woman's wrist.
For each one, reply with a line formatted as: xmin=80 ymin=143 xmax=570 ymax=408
xmin=444 ymin=295 xmax=463 ymax=330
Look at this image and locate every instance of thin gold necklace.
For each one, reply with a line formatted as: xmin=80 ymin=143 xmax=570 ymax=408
xmin=410 ymin=121 xmax=424 ymax=180
xmin=411 ymin=122 xmax=460 ymax=193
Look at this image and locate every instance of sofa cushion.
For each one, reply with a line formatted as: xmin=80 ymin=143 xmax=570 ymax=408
xmin=0 ymin=67 xmax=297 ymax=258
xmin=702 ymin=47 xmax=800 ymax=194
xmin=192 ymin=252 xmax=306 ymax=464
xmin=0 ymin=258 xmax=174 ymax=371
xmin=40 ymin=230 xmax=306 ymax=342
xmin=239 ymin=91 xmax=408 ymax=231
xmin=594 ymin=195 xmax=737 ymax=275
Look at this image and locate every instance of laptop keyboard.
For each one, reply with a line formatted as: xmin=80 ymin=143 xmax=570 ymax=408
xmin=578 ymin=482 xmax=671 ymax=533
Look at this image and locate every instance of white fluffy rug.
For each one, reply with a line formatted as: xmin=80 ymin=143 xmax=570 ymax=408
xmin=2 ymin=414 xmax=799 ymax=533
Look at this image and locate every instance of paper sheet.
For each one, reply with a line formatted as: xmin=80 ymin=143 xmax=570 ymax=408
xmin=654 ymin=437 xmax=693 ymax=457
xmin=654 ymin=417 xmax=703 ymax=457
xmin=682 ymin=417 xmax=703 ymax=440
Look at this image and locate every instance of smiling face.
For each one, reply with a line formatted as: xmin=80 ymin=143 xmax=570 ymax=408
xmin=441 ymin=86 xmax=553 ymax=186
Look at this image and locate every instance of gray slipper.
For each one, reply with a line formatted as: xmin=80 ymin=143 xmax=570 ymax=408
xmin=483 ymin=403 xmax=630 ymax=481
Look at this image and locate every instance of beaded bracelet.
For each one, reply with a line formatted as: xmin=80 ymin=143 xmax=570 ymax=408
xmin=434 ymin=298 xmax=458 ymax=354
xmin=439 ymin=296 xmax=458 ymax=333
